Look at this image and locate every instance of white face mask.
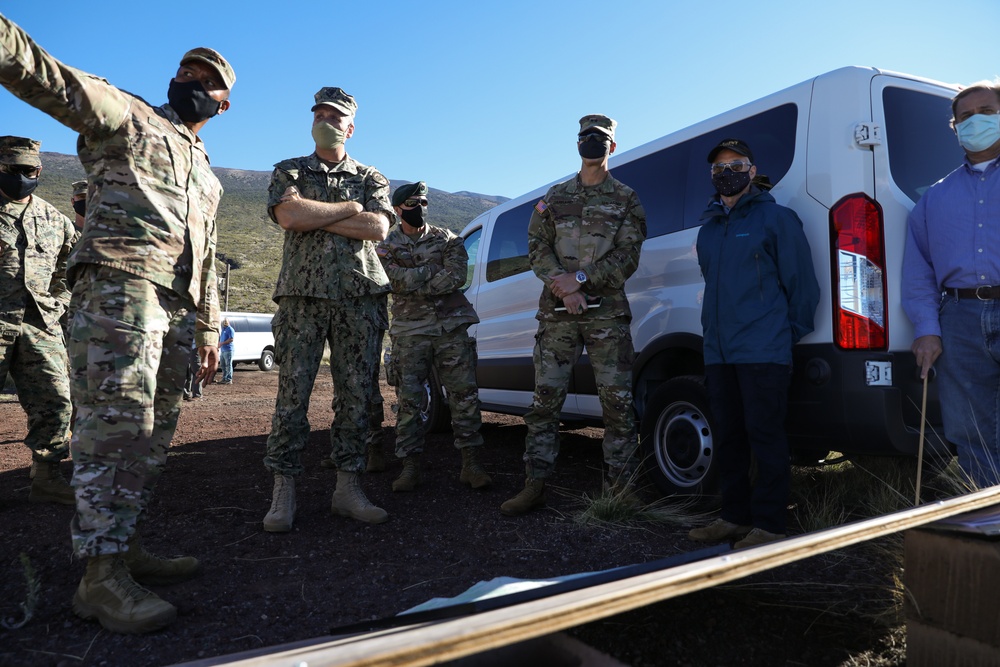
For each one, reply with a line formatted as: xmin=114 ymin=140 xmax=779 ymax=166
xmin=955 ymin=113 xmax=1000 ymax=153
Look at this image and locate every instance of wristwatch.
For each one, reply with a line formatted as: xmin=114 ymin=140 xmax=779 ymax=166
xmin=575 ymin=270 xmax=588 ymax=284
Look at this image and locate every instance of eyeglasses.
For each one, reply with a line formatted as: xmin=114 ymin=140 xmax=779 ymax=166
xmin=0 ymin=164 xmax=41 ymax=178
xmin=402 ymin=198 xmax=428 ymax=208
xmin=577 ymin=132 xmax=609 ymax=142
xmin=710 ymin=161 xmax=752 ymax=175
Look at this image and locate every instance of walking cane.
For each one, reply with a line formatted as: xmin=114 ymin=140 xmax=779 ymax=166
xmin=914 ymin=372 xmax=929 ymax=506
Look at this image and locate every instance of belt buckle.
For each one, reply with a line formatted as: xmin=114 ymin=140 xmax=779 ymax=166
xmin=976 ymin=285 xmax=995 ymax=301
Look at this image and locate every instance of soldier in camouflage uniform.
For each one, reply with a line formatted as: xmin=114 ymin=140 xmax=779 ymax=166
xmin=0 ymin=136 xmax=77 ymax=503
xmin=0 ymin=12 xmax=234 ymax=633
xmin=501 ymin=115 xmax=647 ymax=516
xmin=376 ymin=181 xmax=491 ymax=493
xmin=262 ymin=87 xmax=392 ymax=532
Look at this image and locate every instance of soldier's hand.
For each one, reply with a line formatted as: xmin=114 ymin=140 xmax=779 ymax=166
xmin=279 ymin=186 xmax=301 ymax=203
xmin=562 ymin=292 xmax=588 ymax=315
xmin=550 ymin=272 xmax=582 ymax=299
xmin=196 ymin=344 xmax=220 ymax=385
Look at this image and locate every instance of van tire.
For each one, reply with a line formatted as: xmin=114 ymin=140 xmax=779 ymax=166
xmin=640 ymin=375 xmax=719 ymax=499
xmin=420 ymin=368 xmax=451 ymax=434
xmin=259 ymin=349 xmax=275 ymax=372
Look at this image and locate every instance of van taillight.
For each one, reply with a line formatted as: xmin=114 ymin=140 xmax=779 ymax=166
xmin=830 ymin=194 xmax=887 ymax=350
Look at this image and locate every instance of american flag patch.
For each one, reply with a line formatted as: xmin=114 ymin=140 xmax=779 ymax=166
xmin=534 ymin=199 xmax=548 ymax=214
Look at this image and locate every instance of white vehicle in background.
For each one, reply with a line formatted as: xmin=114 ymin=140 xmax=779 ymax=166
xmin=221 ymin=311 xmax=276 ymax=371
xmin=451 ymin=66 xmax=963 ymax=500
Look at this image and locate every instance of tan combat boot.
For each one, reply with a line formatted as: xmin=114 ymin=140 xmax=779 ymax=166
xmin=29 ymin=460 xmax=75 ymax=505
xmin=366 ymin=443 xmax=387 ymax=473
xmin=262 ymin=474 xmax=296 ymax=533
xmin=320 ymin=456 xmax=337 ymax=470
xmin=500 ymin=478 xmax=546 ymax=516
xmin=332 ymin=471 xmax=388 ymax=523
xmin=123 ymin=534 xmax=201 ymax=586
xmin=392 ymin=454 xmax=421 ymax=492
xmin=459 ymin=447 xmax=492 ymax=489
xmin=72 ymin=554 xmax=177 ymax=634
xmin=603 ymin=467 xmax=641 ymax=507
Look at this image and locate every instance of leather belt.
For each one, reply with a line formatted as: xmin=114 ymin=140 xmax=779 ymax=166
xmin=946 ymin=286 xmax=1000 ymax=301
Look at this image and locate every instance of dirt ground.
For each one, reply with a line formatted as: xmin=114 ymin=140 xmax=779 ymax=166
xmin=0 ymin=367 xmax=905 ymax=666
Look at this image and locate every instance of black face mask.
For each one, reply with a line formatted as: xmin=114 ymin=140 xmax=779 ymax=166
xmin=73 ymin=200 xmax=87 ymax=217
xmin=577 ymin=134 xmax=610 ymax=160
xmin=400 ymin=206 xmax=427 ymax=228
xmin=167 ymin=79 xmax=222 ymax=124
xmin=0 ymin=172 xmax=39 ymax=201
xmin=712 ymin=170 xmax=752 ymax=197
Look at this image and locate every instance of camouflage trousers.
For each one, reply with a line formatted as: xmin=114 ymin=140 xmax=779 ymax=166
xmin=264 ymin=296 xmax=382 ymax=475
xmin=522 ymin=319 xmax=637 ymax=479
xmin=67 ymin=265 xmax=195 ymax=557
xmin=366 ymin=329 xmax=386 ymax=449
xmin=393 ymin=327 xmax=483 ymax=457
xmin=0 ymin=311 xmax=72 ymax=462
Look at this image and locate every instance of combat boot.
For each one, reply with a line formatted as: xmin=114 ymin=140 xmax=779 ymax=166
xmin=123 ymin=534 xmax=201 ymax=586
xmin=392 ymin=454 xmax=421 ymax=492
xmin=320 ymin=456 xmax=337 ymax=470
xmin=603 ymin=467 xmax=642 ymax=507
xmin=332 ymin=471 xmax=388 ymax=523
xmin=29 ymin=460 xmax=75 ymax=505
xmin=366 ymin=443 xmax=387 ymax=473
xmin=262 ymin=474 xmax=296 ymax=533
xmin=500 ymin=478 xmax=546 ymax=516
xmin=72 ymin=554 xmax=176 ymax=634
xmin=459 ymin=446 xmax=492 ymax=489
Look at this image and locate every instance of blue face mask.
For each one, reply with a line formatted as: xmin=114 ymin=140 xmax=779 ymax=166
xmin=955 ymin=113 xmax=1000 ymax=152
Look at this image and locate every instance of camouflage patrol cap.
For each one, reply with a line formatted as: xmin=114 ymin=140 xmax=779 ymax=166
xmin=180 ymin=47 xmax=236 ymax=90
xmin=312 ymin=87 xmax=358 ymax=116
xmin=72 ymin=180 xmax=88 ymax=197
xmin=578 ymin=114 xmax=616 ymax=139
xmin=391 ymin=181 xmax=428 ymax=207
xmin=0 ymin=136 xmax=41 ymax=167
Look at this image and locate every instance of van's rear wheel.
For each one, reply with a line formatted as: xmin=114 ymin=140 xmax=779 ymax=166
xmin=419 ymin=368 xmax=451 ymax=434
xmin=258 ymin=349 xmax=275 ymax=372
xmin=640 ymin=375 xmax=719 ymax=499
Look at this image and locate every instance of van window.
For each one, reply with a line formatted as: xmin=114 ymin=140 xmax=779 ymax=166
xmin=883 ymin=87 xmax=966 ymax=203
xmin=612 ymin=144 xmax=687 ymax=239
xmin=463 ymin=227 xmax=482 ymax=291
xmin=486 ymin=201 xmax=535 ymax=282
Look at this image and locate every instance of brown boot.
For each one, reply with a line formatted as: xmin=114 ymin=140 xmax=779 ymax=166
xmin=29 ymin=461 xmax=75 ymax=505
xmin=319 ymin=456 xmax=337 ymax=470
xmin=603 ymin=467 xmax=641 ymax=507
xmin=72 ymin=554 xmax=176 ymax=634
xmin=392 ymin=455 xmax=421 ymax=492
xmin=500 ymin=478 xmax=546 ymax=516
xmin=123 ymin=534 xmax=201 ymax=586
xmin=262 ymin=474 xmax=296 ymax=533
xmin=459 ymin=447 xmax=492 ymax=489
xmin=332 ymin=471 xmax=388 ymax=524
xmin=366 ymin=442 xmax=387 ymax=473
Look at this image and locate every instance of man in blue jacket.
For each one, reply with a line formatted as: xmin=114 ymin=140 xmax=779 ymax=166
xmin=688 ymin=139 xmax=819 ymax=549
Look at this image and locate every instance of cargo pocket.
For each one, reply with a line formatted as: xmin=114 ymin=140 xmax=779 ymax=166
xmin=73 ymin=310 xmax=149 ymax=408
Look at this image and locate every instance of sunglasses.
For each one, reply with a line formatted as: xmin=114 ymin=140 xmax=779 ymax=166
xmin=577 ymin=132 xmax=609 ymax=142
xmin=0 ymin=164 xmax=41 ymax=178
xmin=403 ymin=198 xmax=428 ymax=208
xmin=710 ymin=161 xmax=752 ymax=175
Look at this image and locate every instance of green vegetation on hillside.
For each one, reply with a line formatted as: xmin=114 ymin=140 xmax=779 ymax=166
xmin=33 ymin=152 xmax=505 ymax=313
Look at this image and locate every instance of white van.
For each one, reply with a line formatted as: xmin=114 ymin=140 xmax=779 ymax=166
xmin=452 ymin=66 xmax=962 ymax=499
xmin=221 ymin=311 xmax=276 ymax=371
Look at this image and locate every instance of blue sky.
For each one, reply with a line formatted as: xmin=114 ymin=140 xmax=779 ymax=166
xmin=1 ymin=1 xmax=996 ymax=199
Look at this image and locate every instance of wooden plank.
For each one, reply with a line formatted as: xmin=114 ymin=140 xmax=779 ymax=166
xmin=179 ymin=485 xmax=1000 ymax=667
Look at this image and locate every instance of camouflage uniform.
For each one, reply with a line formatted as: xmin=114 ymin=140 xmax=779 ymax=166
xmin=522 ymin=173 xmax=647 ymax=479
xmin=263 ymin=153 xmax=392 ymax=475
xmin=0 ymin=15 xmax=226 ymax=556
xmin=0 ymin=148 xmax=77 ymax=466
xmin=378 ymin=222 xmax=482 ymax=457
